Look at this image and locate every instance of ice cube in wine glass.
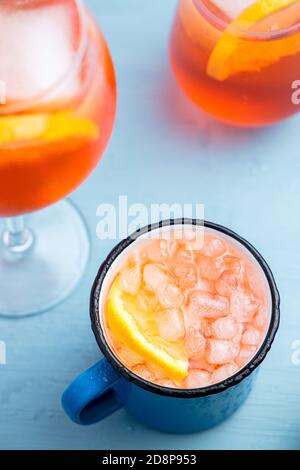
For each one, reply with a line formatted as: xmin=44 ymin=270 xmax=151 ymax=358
xmin=211 ymin=0 xmax=255 ymax=20
xmin=0 ymin=0 xmax=80 ymax=105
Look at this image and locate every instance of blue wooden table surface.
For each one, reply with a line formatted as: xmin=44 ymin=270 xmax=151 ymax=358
xmin=1 ymin=0 xmax=300 ymax=450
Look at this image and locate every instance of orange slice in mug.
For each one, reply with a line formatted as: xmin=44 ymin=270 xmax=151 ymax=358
xmin=106 ymin=277 xmax=188 ymax=382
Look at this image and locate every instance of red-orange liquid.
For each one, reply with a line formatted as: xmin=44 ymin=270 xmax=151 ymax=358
xmin=0 ymin=13 xmax=116 ymax=216
xmin=170 ymin=0 xmax=300 ymax=127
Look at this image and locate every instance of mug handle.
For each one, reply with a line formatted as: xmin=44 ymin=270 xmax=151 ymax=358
xmin=62 ymin=358 xmax=124 ymax=425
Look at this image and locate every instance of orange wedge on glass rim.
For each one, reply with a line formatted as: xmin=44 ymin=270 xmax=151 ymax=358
xmin=207 ymin=0 xmax=300 ymax=81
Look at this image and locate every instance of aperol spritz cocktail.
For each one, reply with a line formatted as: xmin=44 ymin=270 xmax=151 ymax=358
xmin=0 ymin=0 xmax=116 ymax=316
xmin=170 ymin=0 xmax=300 ymax=127
xmin=0 ymin=0 xmax=116 ymax=215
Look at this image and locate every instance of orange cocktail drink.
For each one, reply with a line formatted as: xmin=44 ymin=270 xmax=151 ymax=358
xmin=0 ymin=0 xmax=116 ymax=317
xmin=0 ymin=0 xmax=116 ymax=216
xmin=101 ymin=224 xmax=271 ymax=389
xmin=170 ymin=0 xmax=300 ymax=127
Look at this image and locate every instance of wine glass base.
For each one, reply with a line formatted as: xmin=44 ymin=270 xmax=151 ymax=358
xmin=0 ymin=200 xmax=90 ymax=318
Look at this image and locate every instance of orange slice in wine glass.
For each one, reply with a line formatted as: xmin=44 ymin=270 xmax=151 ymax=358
xmin=0 ymin=111 xmax=99 ymax=145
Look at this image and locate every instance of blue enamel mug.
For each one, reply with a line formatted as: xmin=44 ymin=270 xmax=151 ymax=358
xmin=62 ymin=219 xmax=280 ymax=433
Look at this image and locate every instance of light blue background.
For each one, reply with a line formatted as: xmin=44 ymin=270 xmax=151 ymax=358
xmin=0 ymin=0 xmax=300 ymax=450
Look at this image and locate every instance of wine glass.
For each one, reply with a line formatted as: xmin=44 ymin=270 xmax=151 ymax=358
xmin=0 ymin=0 xmax=117 ymax=317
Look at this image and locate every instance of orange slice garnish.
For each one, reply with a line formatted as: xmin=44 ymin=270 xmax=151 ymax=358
xmin=106 ymin=277 xmax=188 ymax=382
xmin=207 ymin=0 xmax=300 ymax=80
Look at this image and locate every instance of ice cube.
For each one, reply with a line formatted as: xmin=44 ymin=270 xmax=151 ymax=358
xmin=189 ymin=356 xmax=214 ymax=372
xmin=181 ymin=229 xmax=198 ymax=242
xmin=230 ymin=291 xmax=258 ymax=322
xmin=119 ymin=266 xmax=141 ymax=296
xmin=206 ymin=339 xmax=240 ymax=364
xmin=118 ymin=346 xmax=144 ymax=368
xmin=156 ymin=378 xmax=177 ymax=388
xmin=166 ymin=240 xmax=179 ymax=258
xmin=182 ymin=226 xmax=205 ymax=252
xmin=215 ymin=256 xmax=244 ymax=296
xmin=173 ymin=263 xmax=198 ymax=289
xmin=197 ymin=277 xmax=216 ymax=294
xmin=174 ymin=248 xmax=195 ymax=264
xmin=187 ymin=291 xmax=229 ymax=320
xmin=254 ymin=307 xmax=268 ymax=330
xmin=248 ymin=269 xmax=267 ymax=299
xmin=146 ymin=240 xmax=168 ymax=262
xmin=198 ymin=255 xmax=223 ymax=281
xmin=0 ymin=1 xmax=80 ymax=104
xmin=232 ymin=323 xmax=245 ymax=344
xmin=205 ymin=237 xmax=227 ymax=257
xmin=182 ymin=369 xmax=211 ymax=389
xmin=157 ymin=283 xmax=183 ymax=308
xmin=137 ymin=289 xmax=158 ymax=311
xmin=211 ymin=0 xmax=255 ymax=20
xmin=199 ymin=319 xmax=212 ymax=338
xmin=132 ymin=364 xmax=156 ymax=382
xmin=211 ymin=316 xmax=238 ymax=340
xmin=215 ymin=270 xmax=239 ymax=296
xmin=143 ymin=264 xmax=170 ymax=291
xmin=211 ymin=363 xmax=238 ymax=384
xmin=156 ymin=308 xmax=185 ymax=341
xmin=235 ymin=345 xmax=257 ymax=368
xmin=242 ymin=326 xmax=261 ymax=346
xmin=159 ymin=240 xmax=169 ymax=258
xmin=185 ymin=327 xmax=206 ymax=358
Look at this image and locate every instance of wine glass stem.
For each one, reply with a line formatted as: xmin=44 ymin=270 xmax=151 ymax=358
xmin=3 ymin=216 xmax=34 ymax=254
